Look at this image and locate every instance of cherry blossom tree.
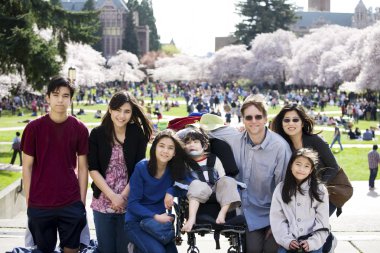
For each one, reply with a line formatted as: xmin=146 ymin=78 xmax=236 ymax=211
xmin=207 ymin=45 xmax=251 ymax=83
xmin=61 ymin=43 xmax=106 ymax=87
xmin=355 ymin=22 xmax=380 ymax=90
xmin=0 ymin=73 xmax=24 ymax=96
xmin=243 ymin=29 xmax=296 ymax=85
xmin=288 ymin=25 xmax=354 ymax=86
xmin=152 ymin=54 xmax=209 ymax=81
xmin=106 ymin=50 xmax=145 ymax=82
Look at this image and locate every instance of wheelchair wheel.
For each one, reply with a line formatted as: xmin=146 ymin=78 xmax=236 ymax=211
xmin=187 ymin=246 xmax=200 ymax=253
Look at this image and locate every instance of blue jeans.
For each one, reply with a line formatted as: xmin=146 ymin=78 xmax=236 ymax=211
xmin=125 ymin=221 xmax=178 ymax=253
xmin=330 ymin=135 xmax=343 ymax=150
xmin=369 ymin=168 xmax=378 ymax=188
xmin=93 ymin=210 xmax=128 ymax=253
xmin=278 ymin=246 xmax=322 ymax=253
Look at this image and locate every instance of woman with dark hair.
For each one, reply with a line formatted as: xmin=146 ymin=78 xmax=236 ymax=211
xmin=271 ymin=103 xmax=339 ymax=253
xmin=125 ymin=129 xmax=192 ymax=253
xmin=88 ymin=91 xmax=153 ymax=253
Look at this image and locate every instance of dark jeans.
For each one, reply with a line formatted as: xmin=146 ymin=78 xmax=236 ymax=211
xmin=10 ymin=149 xmax=22 ymax=165
xmin=330 ymin=135 xmax=343 ymax=150
xmin=369 ymin=168 xmax=378 ymax=188
xmin=245 ymin=226 xmax=278 ymax=253
xmin=124 ymin=221 xmax=177 ymax=253
xmin=278 ymin=246 xmax=322 ymax=253
xmin=93 ymin=210 xmax=128 ymax=253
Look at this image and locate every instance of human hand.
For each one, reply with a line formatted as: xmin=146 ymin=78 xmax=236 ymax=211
xmin=164 ymin=193 xmax=174 ymax=209
xmin=154 ymin=213 xmax=175 ymax=223
xmin=110 ymin=193 xmax=126 ymax=212
xmin=299 ymin=240 xmax=309 ymax=252
xmin=289 ymin=240 xmax=300 ymax=250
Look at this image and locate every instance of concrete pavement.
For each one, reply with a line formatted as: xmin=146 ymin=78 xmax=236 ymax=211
xmin=0 ymin=179 xmax=379 ymax=253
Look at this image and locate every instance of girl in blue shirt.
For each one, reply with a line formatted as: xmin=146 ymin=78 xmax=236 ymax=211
xmin=125 ymin=129 xmax=192 ymax=253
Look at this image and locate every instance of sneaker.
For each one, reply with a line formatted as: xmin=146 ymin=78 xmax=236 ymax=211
xmin=370 ymin=187 xmax=375 ymax=191
xmin=328 ymin=234 xmax=338 ymax=253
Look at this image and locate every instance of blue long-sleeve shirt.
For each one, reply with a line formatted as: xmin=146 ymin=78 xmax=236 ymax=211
xmin=125 ymin=159 xmax=175 ymax=222
xmin=209 ymin=126 xmax=292 ymax=231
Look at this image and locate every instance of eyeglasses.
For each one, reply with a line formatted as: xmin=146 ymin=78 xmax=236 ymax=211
xmin=244 ymin=115 xmax=264 ymax=121
xmin=282 ymin=118 xmax=301 ymax=123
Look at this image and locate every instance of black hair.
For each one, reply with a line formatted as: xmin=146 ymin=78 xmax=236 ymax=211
xmin=183 ymin=128 xmax=210 ymax=150
xmin=101 ymin=91 xmax=153 ymax=145
xmin=47 ymin=76 xmax=75 ymax=99
xmin=16 ymin=132 xmax=20 ymax=137
xmin=374 ymin=145 xmax=378 ymax=150
xmin=148 ymin=129 xmax=196 ymax=181
xmin=271 ymin=104 xmax=318 ymax=150
xmin=281 ymin=148 xmax=324 ymax=204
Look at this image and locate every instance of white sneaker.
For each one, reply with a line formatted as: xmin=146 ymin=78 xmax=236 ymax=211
xmin=328 ymin=234 xmax=338 ymax=253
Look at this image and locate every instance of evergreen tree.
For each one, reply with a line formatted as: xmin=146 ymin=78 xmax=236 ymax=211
xmin=234 ymin=0 xmax=297 ymax=45
xmin=123 ymin=0 xmax=139 ymax=55
xmin=82 ymin=0 xmax=102 ymax=51
xmin=0 ymin=0 xmax=100 ymax=89
xmin=50 ymin=0 xmax=61 ymax=7
xmin=138 ymin=0 xmax=160 ymax=51
xmin=82 ymin=0 xmax=95 ymax=11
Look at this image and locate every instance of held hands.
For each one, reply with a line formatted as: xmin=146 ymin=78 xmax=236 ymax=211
xmin=299 ymin=240 xmax=309 ymax=252
xmin=164 ymin=193 xmax=174 ymax=209
xmin=288 ymin=240 xmax=309 ymax=252
xmin=154 ymin=213 xmax=175 ymax=224
xmin=289 ymin=240 xmax=300 ymax=250
xmin=109 ymin=193 xmax=126 ymax=212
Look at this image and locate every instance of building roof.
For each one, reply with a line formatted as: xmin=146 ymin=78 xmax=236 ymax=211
xmin=96 ymin=0 xmax=128 ymax=11
xmin=61 ymin=0 xmax=86 ymax=11
xmin=61 ymin=0 xmax=128 ymax=12
xmin=355 ymin=0 xmax=367 ymax=12
xmin=294 ymin=11 xmax=353 ymax=28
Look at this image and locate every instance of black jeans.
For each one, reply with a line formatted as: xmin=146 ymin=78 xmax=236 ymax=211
xmin=10 ymin=149 xmax=22 ymax=165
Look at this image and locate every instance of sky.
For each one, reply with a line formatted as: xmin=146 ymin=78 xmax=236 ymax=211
xmin=151 ymin=0 xmax=380 ymax=56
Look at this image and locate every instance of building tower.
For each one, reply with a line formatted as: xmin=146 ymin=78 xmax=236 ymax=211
xmin=308 ymin=0 xmax=330 ymax=12
xmin=353 ymin=0 xmax=370 ymax=28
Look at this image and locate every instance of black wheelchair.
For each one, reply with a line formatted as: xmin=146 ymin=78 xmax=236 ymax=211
xmin=173 ymin=138 xmax=247 ymax=253
xmin=173 ymin=193 xmax=246 ymax=253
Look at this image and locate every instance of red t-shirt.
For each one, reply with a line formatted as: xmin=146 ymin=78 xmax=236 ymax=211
xmin=21 ymin=115 xmax=89 ymax=208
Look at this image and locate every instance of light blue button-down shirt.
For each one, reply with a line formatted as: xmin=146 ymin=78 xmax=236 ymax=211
xmin=209 ymin=126 xmax=292 ymax=231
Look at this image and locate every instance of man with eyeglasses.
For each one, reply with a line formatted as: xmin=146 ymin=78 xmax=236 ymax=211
xmin=206 ymin=95 xmax=292 ymax=253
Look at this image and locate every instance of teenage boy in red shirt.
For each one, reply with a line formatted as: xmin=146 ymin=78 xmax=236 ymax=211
xmin=21 ymin=77 xmax=89 ymax=253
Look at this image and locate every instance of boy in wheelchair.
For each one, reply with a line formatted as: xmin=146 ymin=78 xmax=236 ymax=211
xmin=176 ymin=127 xmax=241 ymax=232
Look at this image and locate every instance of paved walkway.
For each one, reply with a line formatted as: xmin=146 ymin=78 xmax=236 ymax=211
xmin=0 ymin=179 xmax=379 ymax=253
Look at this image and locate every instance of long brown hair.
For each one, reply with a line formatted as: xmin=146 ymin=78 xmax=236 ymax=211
xmin=102 ymin=91 xmax=153 ymax=145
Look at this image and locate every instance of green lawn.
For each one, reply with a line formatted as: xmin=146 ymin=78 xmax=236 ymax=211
xmin=0 ymin=170 xmax=22 ymax=191
xmin=332 ymin=148 xmax=369 ymax=181
xmin=0 ymin=144 xmax=14 ymax=164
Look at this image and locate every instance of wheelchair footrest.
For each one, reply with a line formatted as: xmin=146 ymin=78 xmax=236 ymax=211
xmin=220 ymin=225 xmax=246 ymax=235
xmin=190 ymin=224 xmax=213 ymax=233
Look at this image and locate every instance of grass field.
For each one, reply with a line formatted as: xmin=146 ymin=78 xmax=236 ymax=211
xmin=0 ymin=101 xmax=377 ymax=187
xmin=0 ymin=170 xmax=22 ymax=191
